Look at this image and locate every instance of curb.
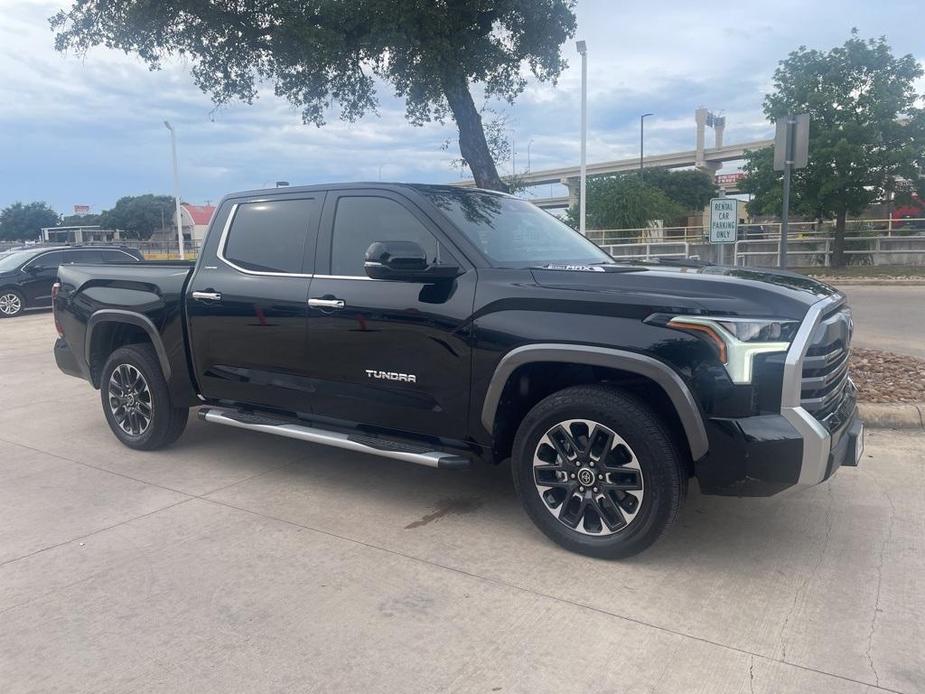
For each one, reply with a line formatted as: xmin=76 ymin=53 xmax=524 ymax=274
xmin=857 ymin=402 xmax=925 ymax=430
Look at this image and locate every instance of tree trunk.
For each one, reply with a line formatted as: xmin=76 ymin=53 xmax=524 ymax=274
xmin=831 ymin=208 xmax=848 ymax=268
xmin=442 ymin=73 xmax=509 ymax=192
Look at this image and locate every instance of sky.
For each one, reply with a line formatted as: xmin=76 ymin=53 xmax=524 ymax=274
xmin=0 ymin=0 xmax=923 ymax=215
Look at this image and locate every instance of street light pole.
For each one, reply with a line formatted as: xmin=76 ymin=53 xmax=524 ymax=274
xmin=640 ymin=113 xmax=653 ymax=181
xmin=163 ymin=121 xmax=185 ymax=260
xmin=576 ymin=40 xmax=588 ymax=235
xmin=527 ymin=138 xmax=534 ymax=173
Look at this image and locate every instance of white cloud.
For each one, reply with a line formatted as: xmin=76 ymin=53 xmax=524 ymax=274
xmin=0 ymin=0 xmax=922 ymax=212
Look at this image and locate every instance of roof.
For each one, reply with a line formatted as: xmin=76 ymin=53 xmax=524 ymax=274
xmin=182 ymin=203 xmax=216 ymax=226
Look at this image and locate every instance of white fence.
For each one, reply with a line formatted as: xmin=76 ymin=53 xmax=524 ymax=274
xmin=593 ymin=218 xmax=925 ymax=267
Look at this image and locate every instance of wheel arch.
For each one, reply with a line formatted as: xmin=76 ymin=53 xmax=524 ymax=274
xmin=86 ymin=310 xmax=171 ymax=387
xmin=481 ymin=344 xmax=709 ymax=462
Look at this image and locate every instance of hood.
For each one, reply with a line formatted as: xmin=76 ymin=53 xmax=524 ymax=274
xmin=530 ymin=263 xmax=840 ymax=321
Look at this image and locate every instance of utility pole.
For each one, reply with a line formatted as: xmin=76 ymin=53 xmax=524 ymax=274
xmin=640 ymin=113 xmax=653 ymax=181
xmin=163 ymin=121 xmax=185 ymax=260
xmin=778 ymin=114 xmax=796 ymax=268
xmin=774 ymin=113 xmax=809 ymax=268
xmin=576 ymin=40 xmax=588 ymax=235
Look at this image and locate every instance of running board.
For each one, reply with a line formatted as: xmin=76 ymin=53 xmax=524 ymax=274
xmin=198 ymin=407 xmax=471 ymax=470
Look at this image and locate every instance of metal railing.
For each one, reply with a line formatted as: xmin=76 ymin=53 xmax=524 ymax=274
xmin=587 ymin=217 xmax=925 ymax=248
xmin=601 ymin=241 xmax=690 ymax=261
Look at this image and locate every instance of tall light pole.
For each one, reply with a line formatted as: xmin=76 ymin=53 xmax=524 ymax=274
xmin=510 ymin=129 xmax=516 ymax=175
xmin=576 ymin=40 xmax=588 ymax=235
xmin=639 ymin=113 xmax=653 ymax=181
xmin=527 ymin=138 xmax=535 ymax=172
xmin=163 ymin=121 xmax=184 ymax=260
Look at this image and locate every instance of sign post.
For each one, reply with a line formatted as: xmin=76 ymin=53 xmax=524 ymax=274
xmin=709 ymin=197 xmax=738 ymax=264
xmin=773 ymin=113 xmax=810 ymax=268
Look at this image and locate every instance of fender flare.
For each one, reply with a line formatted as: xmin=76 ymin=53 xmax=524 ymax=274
xmin=86 ymin=309 xmax=172 ymax=381
xmin=480 ymin=343 xmax=709 ymax=460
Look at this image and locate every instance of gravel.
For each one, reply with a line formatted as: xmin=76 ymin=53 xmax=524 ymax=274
xmin=850 ymin=348 xmax=925 ymax=403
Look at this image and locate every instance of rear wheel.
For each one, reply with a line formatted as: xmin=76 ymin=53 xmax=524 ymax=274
xmin=100 ymin=344 xmax=188 ymax=450
xmin=512 ymin=385 xmax=684 ymax=559
xmin=0 ymin=289 xmax=24 ymax=317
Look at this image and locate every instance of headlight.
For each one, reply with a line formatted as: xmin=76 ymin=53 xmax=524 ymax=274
xmin=662 ymin=316 xmax=797 ymax=384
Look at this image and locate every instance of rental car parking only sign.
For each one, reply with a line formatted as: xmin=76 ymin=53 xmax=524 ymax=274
xmin=709 ymin=198 xmax=737 ymax=244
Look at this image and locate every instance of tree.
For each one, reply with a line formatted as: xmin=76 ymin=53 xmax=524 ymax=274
xmin=642 ymin=168 xmax=718 ymax=211
xmin=566 ymin=176 xmax=684 ymax=232
xmin=741 ymin=31 xmax=925 ymax=266
xmin=0 ymin=202 xmax=59 ymax=242
xmin=60 ymin=213 xmax=104 ymax=227
xmin=100 ymin=195 xmax=175 ymax=239
xmin=52 ymin=1 xmax=577 ymax=192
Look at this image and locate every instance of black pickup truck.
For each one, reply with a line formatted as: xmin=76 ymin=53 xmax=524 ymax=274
xmin=53 ymin=183 xmax=863 ymax=558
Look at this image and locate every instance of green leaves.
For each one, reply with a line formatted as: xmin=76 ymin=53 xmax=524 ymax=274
xmin=99 ymin=195 xmax=175 ymax=239
xmin=567 ymin=176 xmax=686 ymax=232
xmin=0 ymin=202 xmax=59 ymax=242
xmin=744 ymin=32 xmax=925 ymax=224
xmin=568 ymin=170 xmax=717 ymax=231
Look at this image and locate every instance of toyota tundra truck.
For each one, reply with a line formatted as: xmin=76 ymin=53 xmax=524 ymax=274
xmin=52 ymin=183 xmax=863 ymax=558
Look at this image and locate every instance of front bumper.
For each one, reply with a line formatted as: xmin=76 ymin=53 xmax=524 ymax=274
xmin=696 ymin=393 xmax=861 ymax=497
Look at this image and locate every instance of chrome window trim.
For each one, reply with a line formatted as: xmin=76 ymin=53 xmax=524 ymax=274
xmin=312 ymin=274 xmax=375 ymax=281
xmin=216 ymin=202 xmax=314 ymax=279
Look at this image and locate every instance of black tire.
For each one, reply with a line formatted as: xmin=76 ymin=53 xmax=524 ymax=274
xmin=100 ymin=343 xmax=188 ymax=450
xmin=511 ymin=384 xmax=684 ymax=559
xmin=0 ymin=289 xmax=25 ymax=318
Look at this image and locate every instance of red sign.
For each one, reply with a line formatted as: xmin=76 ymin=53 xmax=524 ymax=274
xmin=73 ymin=205 xmax=90 ymax=215
xmin=715 ymin=173 xmax=745 ymax=187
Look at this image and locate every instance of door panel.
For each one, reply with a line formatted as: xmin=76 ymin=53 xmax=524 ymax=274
xmin=186 ymin=195 xmax=322 ymax=413
xmin=21 ymin=250 xmax=67 ymax=305
xmin=306 ymin=191 xmax=475 ymax=438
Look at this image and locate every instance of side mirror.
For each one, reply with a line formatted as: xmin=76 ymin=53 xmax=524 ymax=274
xmin=364 ymin=240 xmax=460 ymax=282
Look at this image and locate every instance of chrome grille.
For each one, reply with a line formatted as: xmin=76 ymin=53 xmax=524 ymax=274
xmin=800 ymin=305 xmax=852 ymax=419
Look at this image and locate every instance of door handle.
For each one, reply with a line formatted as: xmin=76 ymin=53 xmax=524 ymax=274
xmin=192 ymin=290 xmax=222 ymax=302
xmin=308 ymin=297 xmax=345 ymax=309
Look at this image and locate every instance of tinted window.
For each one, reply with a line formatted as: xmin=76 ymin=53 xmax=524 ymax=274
xmin=99 ymin=250 xmax=137 ymax=263
xmin=65 ymin=250 xmax=104 ymax=264
xmin=419 ymin=189 xmax=613 ymax=268
xmin=331 ymin=196 xmax=441 ymax=276
xmin=224 ymin=198 xmax=319 ymax=273
xmin=28 ymin=251 xmax=68 ymax=271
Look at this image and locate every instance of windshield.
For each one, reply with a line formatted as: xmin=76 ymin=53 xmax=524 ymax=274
xmin=420 ymin=189 xmax=613 ymax=268
xmin=0 ymin=249 xmax=44 ymax=272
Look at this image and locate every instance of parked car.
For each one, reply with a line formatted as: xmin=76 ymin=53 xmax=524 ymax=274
xmin=0 ymin=245 xmax=143 ymax=317
xmin=52 ymin=184 xmax=863 ymax=558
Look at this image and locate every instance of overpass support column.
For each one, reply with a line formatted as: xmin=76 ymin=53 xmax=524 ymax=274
xmin=695 ymin=107 xmax=707 ymax=168
xmin=562 ymin=177 xmax=579 ymax=209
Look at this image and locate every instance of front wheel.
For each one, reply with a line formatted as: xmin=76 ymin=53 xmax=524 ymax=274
xmin=0 ymin=289 xmax=24 ymax=317
xmin=511 ymin=385 xmax=684 ymax=559
xmin=100 ymin=344 xmax=188 ymax=450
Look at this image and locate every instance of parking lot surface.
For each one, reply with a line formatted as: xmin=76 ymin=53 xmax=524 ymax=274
xmin=1 ymin=312 xmax=923 ymax=693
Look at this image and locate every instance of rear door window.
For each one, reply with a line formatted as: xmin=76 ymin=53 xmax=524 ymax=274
xmin=65 ymin=250 xmax=104 ymax=264
xmin=223 ymin=198 xmax=321 ymax=274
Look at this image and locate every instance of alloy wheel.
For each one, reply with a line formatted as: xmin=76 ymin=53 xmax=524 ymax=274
xmin=108 ymin=364 xmax=153 ymax=436
xmin=532 ymin=419 xmax=645 ymax=536
xmin=0 ymin=292 xmax=22 ymax=316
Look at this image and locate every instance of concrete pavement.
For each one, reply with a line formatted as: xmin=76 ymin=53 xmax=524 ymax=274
xmin=1 ymin=312 xmax=923 ymax=693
